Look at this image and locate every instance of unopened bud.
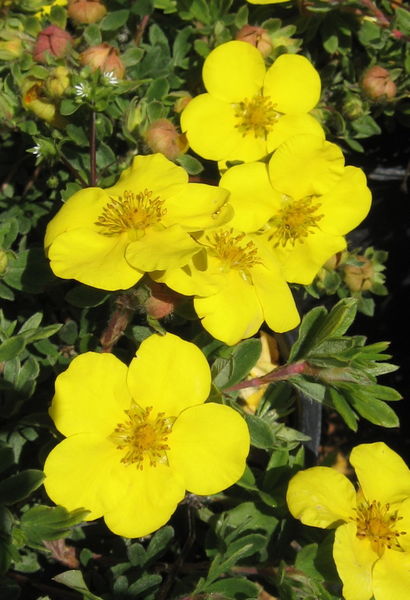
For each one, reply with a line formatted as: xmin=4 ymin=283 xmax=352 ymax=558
xmin=124 ymin=98 xmax=143 ymax=132
xmin=361 ymin=66 xmax=397 ymax=102
xmin=342 ymin=93 xmax=364 ymax=120
xmin=145 ymin=119 xmax=188 ymax=160
xmin=145 ymin=281 xmax=184 ymax=320
xmin=173 ymin=92 xmax=192 ymax=114
xmin=33 ymin=25 xmax=72 ymax=62
xmin=343 ymin=256 xmax=374 ymax=292
xmin=323 ymin=253 xmax=341 ymax=271
xmin=80 ymin=43 xmax=125 ymax=79
xmin=235 ymin=25 xmax=272 ymax=57
xmin=22 ymin=79 xmax=57 ymax=123
xmin=68 ymin=0 xmax=107 ymax=24
xmin=46 ymin=66 xmax=70 ymax=98
xmin=0 ymin=37 xmax=23 ymax=60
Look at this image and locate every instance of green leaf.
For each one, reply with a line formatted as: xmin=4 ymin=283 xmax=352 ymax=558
xmin=100 ymin=9 xmax=130 ymax=31
xmin=84 ymin=24 xmax=102 ymax=46
xmin=205 ymin=577 xmax=259 ymax=598
xmin=325 ymin=387 xmax=358 ymax=431
xmin=127 ymin=542 xmax=146 ymax=567
xmin=349 ymin=395 xmax=399 ymax=428
xmin=351 ymin=115 xmax=382 ymax=138
xmin=65 ymin=285 xmax=110 ymax=308
xmin=0 ymin=469 xmax=44 ymax=505
xmin=145 ymin=526 xmax=174 ymax=562
xmin=50 ymin=4 xmax=67 ymax=28
xmin=245 ymin=414 xmax=276 ymax=449
xmin=176 ymin=153 xmax=204 ymax=175
xmin=0 ymin=336 xmax=26 ymax=362
xmin=60 ymin=99 xmax=80 ymax=116
xmin=364 ymin=384 xmax=402 ymax=401
xmin=128 ymin=574 xmax=162 ymax=596
xmin=288 ymin=306 xmax=327 ymax=361
xmin=21 ymin=506 xmax=89 ymax=544
xmin=0 ymin=443 xmax=15 ymax=475
xmin=290 ymin=375 xmax=326 ymax=403
xmin=146 ymin=77 xmax=169 ymax=101
xmin=53 ymin=570 xmax=103 ymax=600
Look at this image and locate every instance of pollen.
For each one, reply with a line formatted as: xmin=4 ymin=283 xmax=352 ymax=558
xmin=354 ymin=499 xmax=407 ymax=556
xmin=95 ymin=189 xmax=166 ymax=236
xmin=269 ymin=196 xmax=323 ymax=247
xmin=234 ymin=95 xmax=279 ymax=138
xmin=205 ymin=229 xmax=261 ymax=277
xmin=110 ymin=404 xmax=175 ymax=469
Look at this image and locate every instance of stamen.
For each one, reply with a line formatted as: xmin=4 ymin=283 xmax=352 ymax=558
xmin=268 ymin=196 xmax=323 ymax=247
xmin=234 ymin=95 xmax=279 ymax=138
xmin=95 ymin=189 xmax=166 ymax=236
xmin=110 ymin=404 xmax=175 ymax=469
xmin=353 ymin=499 xmax=407 ymax=556
xmin=205 ymin=229 xmax=261 ymax=278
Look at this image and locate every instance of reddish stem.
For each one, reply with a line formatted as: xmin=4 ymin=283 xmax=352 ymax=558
xmin=226 ymin=360 xmax=315 ymax=392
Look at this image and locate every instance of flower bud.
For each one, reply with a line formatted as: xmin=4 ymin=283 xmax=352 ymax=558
xmin=46 ymin=66 xmax=70 ymax=98
xmin=0 ymin=250 xmax=8 ymax=276
xmin=361 ymin=66 xmax=397 ymax=102
xmin=145 ymin=119 xmax=188 ymax=160
xmin=80 ymin=43 xmax=125 ymax=79
xmin=235 ymin=25 xmax=272 ymax=57
xmin=343 ymin=256 xmax=374 ymax=292
xmin=173 ymin=92 xmax=192 ymax=114
xmin=0 ymin=37 xmax=23 ymax=60
xmin=68 ymin=0 xmax=107 ymax=24
xmin=124 ymin=98 xmax=143 ymax=133
xmin=33 ymin=25 xmax=72 ymax=62
xmin=342 ymin=93 xmax=364 ymax=120
xmin=144 ymin=281 xmax=184 ymax=320
xmin=22 ymin=79 xmax=57 ymax=123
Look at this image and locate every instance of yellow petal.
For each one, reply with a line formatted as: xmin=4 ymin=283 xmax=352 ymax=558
xmin=154 ymin=251 xmax=223 ymax=297
xmin=333 ymin=522 xmax=376 ymax=600
xmin=107 ymin=153 xmax=187 ymax=198
xmin=45 ymin=187 xmax=108 ymax=249
xmin=276 ymin=230 xmax=346 ymax=285
xmin=43 ymin=434 xmax=130 ymax=520
xmin=104 ymin=464 xmax=185 ymax=538
xmin=127 ymin=333 xmax=211 ymax=416
xmin=396 ymin=498 xmax=410 ymax=552
xmin=164 ymin=183 xmax=232 ymax=230
xmin=50 ymin=352 xmax=132 ymax=437
xmin=350 ymin=443 xmax=410 ymax=505
xmin=317 ymin=167 xmax=372 ymax=235
xmin=268 ymin=135 xmax=345 ymax=200
xmin=264 ymin=54 xmax=321 ymax=114
xmin=125 ymin=225 xmax=200 ymax=271
xmin=203 ymin=40 xmax=265 ymax=102
xmin=373 ymin=547 xmax=410 ymax=600
xmin=48 ymin=229 xmax=142 ymax=290
xmin=266 ymin=114 xmax=325 ymax=154
xmin=286 ymin=466 xmax=356 ymax=528
xmin=181 ymin=93 xmax=267 ymax=162
xmin=219 ymin=162 xmax=280 ymax=232
xmin=251 ymin=240 xmax=300 ymax=332
xmin=194 ymin=270 xmax=264 ymax=345
xmin=168 ymin=403 xmax=250 ymax=495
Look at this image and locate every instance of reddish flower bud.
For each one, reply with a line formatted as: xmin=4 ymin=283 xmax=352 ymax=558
xmin=145 ymin=281 xmax=184 ymax=320
xmin=80 ymin=43 xmax=125 ymax=79
xmin=361 ymin=66 xmax=397 ymax=102
xmin=173 ymin=92 xmax=192 ymax=114
xmin=145 ymin=119 xmax=188 ymax=160
xmin=33 ymin=25 xmax=72 ymax=63
xmin=343 ymin=256 xmax=374 ymax=292
xmin=235 ymin=25 xmax=272 ymax=57
xmin=68 ymin=0 xmax=107 ymax=24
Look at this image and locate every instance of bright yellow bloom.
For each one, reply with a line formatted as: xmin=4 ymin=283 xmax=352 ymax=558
xmin=181 ymin=41 xmax=323 ymax=163
xmin=220 ymin=134 xmax=372 ymax=285
xmin=35 ymin=0 xmax=67 ymax=18
xmin=287 ymin=443 xmax=410 ymax=600
xmin=154 ymin=227 xmax=299 ymax=345
xmin=43 ymin=333 xmax=250 ymax=538
xmin=45 ymin=154 xmax=231 ymax=291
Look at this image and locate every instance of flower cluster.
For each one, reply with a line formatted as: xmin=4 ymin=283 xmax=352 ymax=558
xmin=287 ymin=443 xmax=410 ymax=600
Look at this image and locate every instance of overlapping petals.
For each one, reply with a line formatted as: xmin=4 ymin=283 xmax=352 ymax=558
xmin=44 ymin=333 xmax=250 ymax=538
xmin=181 ymin=41 xmax=322 ymax=162
xmin=45 ymin=153 xmax=232 ymax=291
xmin=287 ymin=442 xmax=410 ymax=600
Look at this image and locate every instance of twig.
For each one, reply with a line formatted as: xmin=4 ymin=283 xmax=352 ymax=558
xmin=89 ymin=110 xmax=97 ymax=187
xmin=135 ymin=14 xmax=150 ymax=46
xmin=59 ymin=153 xmax=88 ymax=188
xmin=225 ymin=360 xmax=316 ymax=392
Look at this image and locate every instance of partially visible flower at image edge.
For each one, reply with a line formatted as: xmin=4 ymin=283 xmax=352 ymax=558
xmin=287 ymin=442 xmax=410 ymax=600
xmin=43 ymin=332 xmax=250 ymax=538
xmin=181 ymin=40 xmax=323 ymax=163
xmin=44 ymin=153 xmax=232 ymax=291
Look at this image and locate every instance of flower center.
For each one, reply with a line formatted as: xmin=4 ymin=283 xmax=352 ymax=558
xmin=268 ymin=196 xmax=323 ymax=247
xmin=95 ymin=189 xmax=166 ymax=236
xmin=234 ymin=95 xmax=279 ymax=138
xmin=205 ymin=229 xmax=261 ymax=279
xmin=110 ymin=404 xmax=175 ymax=469
xmin=354 ymin=500 xmax=406 ymax=556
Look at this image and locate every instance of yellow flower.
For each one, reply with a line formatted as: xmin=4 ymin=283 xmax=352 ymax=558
xmin=154 ymin=227 xmax=300 ymax=345
xmin=287 ymin=443 xmax=410 ymax=600
xmin=181 ymin=41 xmax=323 ymax=163
xmin=35 ymin=0 xmax=67 ymax=18
xmin=43 ymin=333 xmax=250 ymax=538
xmin=45 ymin=154 xmax=232 ymax=291
xmin=220 ymin=134 xmax=372 ymax=285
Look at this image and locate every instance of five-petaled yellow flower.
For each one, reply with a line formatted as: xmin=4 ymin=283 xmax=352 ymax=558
xmin=43 ymin=333 xmax=250 ymax=538
xmin=287 ymin=443 xmax=410 ymax=600
xmin=220 ymin=134 xmax=372 ymax=284
xmin=45 ymin=153 xmax=231 ymax=291
xmin=181 ymin=40 xmax=323 ymax=163
xmin=154 ymin=227 xmax=300 ymax=345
